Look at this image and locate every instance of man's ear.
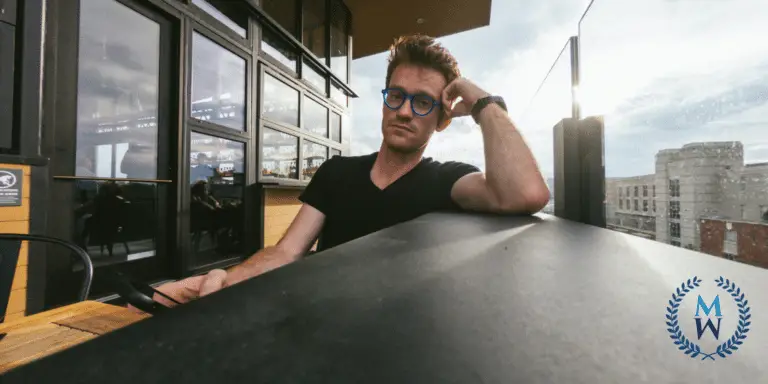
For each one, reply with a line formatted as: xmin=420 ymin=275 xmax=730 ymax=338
xmin=437 ymin=117 xmax=452 ymax=132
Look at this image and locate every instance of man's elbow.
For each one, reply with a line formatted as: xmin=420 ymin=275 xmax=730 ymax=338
xmin=497 ymin=187 xmax=550 ymax=215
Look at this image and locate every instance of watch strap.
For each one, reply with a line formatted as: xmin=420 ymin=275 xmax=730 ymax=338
xmin=471 ymin=96 xmax=507 ymax=123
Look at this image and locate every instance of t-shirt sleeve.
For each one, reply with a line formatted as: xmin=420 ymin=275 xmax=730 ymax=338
xmin=436 ymin=161 xmax=481 ymax=209
xmin=298 ymin=157 xmax=338 ymax=215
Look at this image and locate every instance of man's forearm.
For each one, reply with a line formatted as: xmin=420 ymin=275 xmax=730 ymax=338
xmin=477 ymin=104 xmax=549 ymax=211
xmin=224 ymin=245 xmax=302 ymax=286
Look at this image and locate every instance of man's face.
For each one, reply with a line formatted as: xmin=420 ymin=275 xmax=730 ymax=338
xmin=381 ymin=64 xmax=448 ymax=153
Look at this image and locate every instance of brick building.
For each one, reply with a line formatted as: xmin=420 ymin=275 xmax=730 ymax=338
xmin=700 ymin=218 xmax=768 ymax=269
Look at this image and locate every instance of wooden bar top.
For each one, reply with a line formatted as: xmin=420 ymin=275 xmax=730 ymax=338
xmin=0 ymin=301 xmax=149 ymax=374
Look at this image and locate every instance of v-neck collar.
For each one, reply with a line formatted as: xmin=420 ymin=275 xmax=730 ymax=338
xmin=367 ymin=152 xmax=426 ymax=192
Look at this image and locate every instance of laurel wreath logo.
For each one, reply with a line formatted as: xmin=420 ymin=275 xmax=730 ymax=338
xmin=665 ymin=276 xmax=751 ymax=361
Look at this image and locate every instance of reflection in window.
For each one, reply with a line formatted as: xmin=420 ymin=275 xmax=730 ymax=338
xmin=262 ymin=128 xmax=298 ymax=179
xmin=331 ymin=148 xmax=341 ymax=158
xmin=303 ymin=140 xmax=328 ymax=181
xmin=331 ymin=84 xmax=346 ymax=107
xmin=261 ymin=0 xmax=297 ymax=37
xmin=191 ymin=0 xmax=247 ymax=38
xmin=71 ymin=179 xmax=161 ymax=268
xmin=263 ymin=74 xmax=299 ymax=127
xmin=303 ymin=96 xmax=328 ymax=137
xmin=330 ymin=112 xmax=341 ymax=142
xmin=330 ymin=0 xmax=350 ymax=82
xmin=189 ymin=132 xmax=246 ymax=266
xmin=303 ymin=60 xmax=326 ymax=94
xmin=75 ymin=0 xmax=160 ymax=179
xmin=302 ymin=0 xmax=326 ymax=62
xmin=261 ymin=28 xmax=298 ymax=71
xmin=191 ymin=32 xmax=246 ymax=131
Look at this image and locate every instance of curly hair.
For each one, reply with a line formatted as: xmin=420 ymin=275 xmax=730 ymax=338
xmin=385 ymin=34 xmax=461 ymax=88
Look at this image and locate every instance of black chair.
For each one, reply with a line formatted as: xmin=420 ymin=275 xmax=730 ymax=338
xmin=0 ymin=234 xmax=94 ymax=323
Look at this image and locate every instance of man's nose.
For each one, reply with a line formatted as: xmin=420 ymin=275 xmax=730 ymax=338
xmin=396 ymin=98 xmax=414 ymax=119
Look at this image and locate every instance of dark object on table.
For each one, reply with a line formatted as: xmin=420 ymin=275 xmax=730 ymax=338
xmin=1 ymin=213 xmax=766 ymax=382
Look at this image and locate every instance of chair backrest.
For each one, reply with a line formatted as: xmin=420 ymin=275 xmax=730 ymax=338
xmin=0 ymin=234 xmax=94 ymax=323
xmin=0 ymin=238 xmax=22 ymax=323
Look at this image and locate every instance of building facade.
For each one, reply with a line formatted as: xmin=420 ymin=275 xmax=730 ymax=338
xmin=0 ymin=0 xmax=491 ymax=319
xmin=605 ymin=141 xmax=768 ymax=262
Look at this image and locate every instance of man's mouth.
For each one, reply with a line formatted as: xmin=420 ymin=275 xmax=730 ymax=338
xmin=391 ymin=124 xmax=414 ymax=133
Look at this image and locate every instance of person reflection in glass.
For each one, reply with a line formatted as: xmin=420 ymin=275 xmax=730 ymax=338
xmin=190 ymin=180 xmax=221 ymax=252
xmin=190 ymin=152 xmax=219 ymax=183
xmin=76 ymin=181 xmax=131 ymax=258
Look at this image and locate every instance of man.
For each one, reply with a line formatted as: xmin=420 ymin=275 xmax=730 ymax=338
xmin=154 ymin=34 xmax=549 ymax=306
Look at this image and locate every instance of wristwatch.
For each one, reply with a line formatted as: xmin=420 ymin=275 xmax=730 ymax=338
xmin=471 ymin=96 xmax=507 ymax=124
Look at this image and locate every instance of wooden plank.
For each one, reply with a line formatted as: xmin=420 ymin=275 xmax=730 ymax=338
xmin=5 ymin=288 xmax=25 ymax=315
xmin=10 ymin=264 xmax=26 ymax=291
xmin=0 ymin=302 xmax=110 ymax=334
xmin=0 ymin=220 xmax=29 ymax=234
xmin=54 ymin=305 xmax=149 ymax=335
xmin=0 ymin=326 xmax=94 ymax=373
xmin=4 ymin=312 xmax=24 ymax=322
xmin=17 ymin=241 xmax=28 ymax=266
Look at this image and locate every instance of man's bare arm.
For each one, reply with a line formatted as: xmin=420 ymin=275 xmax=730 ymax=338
xmin=224 ymin=204 xmax=326 ymax=286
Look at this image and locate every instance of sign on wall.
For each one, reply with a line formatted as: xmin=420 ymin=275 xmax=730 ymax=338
xmin=0 ymin=168 xmax=23 ymax=206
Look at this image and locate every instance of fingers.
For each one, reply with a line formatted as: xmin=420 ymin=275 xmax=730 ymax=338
xmin=199 ymin=269 xmax=228 ymax=297
xmin=153 ymin=275 xmax=206 ymax=307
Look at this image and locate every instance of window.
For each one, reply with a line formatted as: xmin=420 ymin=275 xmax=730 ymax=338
xmin=261 ymin=0 xmax=298 ymax=37
xmin=261 ymin=28 xmax=298 ymax=72
xmin=618 ymin=187 xmax=622 ymax=197
xmin=191 ymin=0 xmax=247 ymax=38
xmin=191 ymin=32 xmax=246 ymax=131
xmin=723 ymin=229 xmax=738 ymax=256
xmin=653 ymin=200 xmax=656 ymax=212
xmin=75 ymin=0 xmax=160 ymax=179
xmin=740 ymin=176 xmax=747 ymax=192
xmin=331 ymin=148 xmax=341 ymax=158
xmin=302 ymin=140 xmax=328 ymax=180
xmin=671 ymin=240 xmax=681 ymax=247
xmin=330 ymin=112 xmax=341 ymax=142
xmin=643 ymin=200 xmax=648 ymax=212
xmin=302 ymin=0 xmax=326 ymax=61
xmin=740 ymin=205 xmax=746 ymax=220
xmin=189 ymin=132 xmax=246 ymax=266
xmin=669 ymin=179 xmax=680 ymax=198
xmin=723 ymin=253 xmax=736 ymax=261
xmin=653 ymin=185 xmax=656 ymax=197
xmin=619 ymin=199 xmax=624 ymax=209
xmin=634 ymin=199 xmax=638 ymax=211
xmin=626 ymin=199 xmax=630 ymax=209
xmin=0 ymin=22 xmax=12 ymax=150
xmin=625 ymin=187 xmax=630 ymax=196
xmin=669 ymin=201 xmax=680 ymax=219
xmin=669 ymin=222 xmax=681 ymax=238
xmin=261 ymin=128 xmax=298 ymax=179
xmin=330 ymin=0 xmax=350 ymax=82
xmin=761 ymin=205 xmax=768 ymax=222
xmin=262 ymin=73 xmax=299 ymax=127
xmin=303 ymin=60 xmax=326 ymax=94
xmin=302 ymin=96 xmax=328 ymax=138
xmin=331 ymin=83 xmax=347 ymax=107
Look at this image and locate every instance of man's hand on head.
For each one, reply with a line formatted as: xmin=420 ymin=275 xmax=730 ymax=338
xmin=441 ymin=78 xmax=491 ymax=119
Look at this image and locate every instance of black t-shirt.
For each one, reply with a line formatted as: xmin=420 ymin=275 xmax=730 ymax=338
xmin=299 ymin=152 xmax=480 ymax=252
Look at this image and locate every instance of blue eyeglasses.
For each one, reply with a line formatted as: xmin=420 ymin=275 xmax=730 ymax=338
xmin=381 ymin=88 xmax=441 ymax=116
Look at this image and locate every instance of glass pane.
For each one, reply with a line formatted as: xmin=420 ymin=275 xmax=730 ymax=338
xmin=331 ymin=84 xmax=346 ymax=107
xmin=76 ymin=0 xmax=159 ymax=179
xmin=0 ymin=23 xmax=12 ymax=149
xmin=303 ymin=60 xmax=326 ymax=94
xmin=263 ymin=73 xmax=299 ymax=127
xmin=330 ymin=0 xmax=349 ymax=82
xmin=518 ymin=39 xmax=572 ymax=215
xmin=71 ymin=179 xmax=161 ymax=268
xmin=261 ymin=0 xmax=297 ymax=37
xmin=303 ymin=96 xmax=328 ymax=137
xmin=191 ymin=32 xmax=246 ymax=131
xmin=330 ymin=148 xmax=341 ymax=158
xmin=191 ymin=0 xmax=247 ymax=38
xmin=330 ymin=112 xmax=341 ymax=142
xmin=189 ymin=132 xmax=246 ymax=266
xmin=261 ymin=28 xmax=298 ymax=72
xmin=302 ymin=0 xmax=326 ymax=62
xmin=582 ymin=0 xmax=768 ymax=269
xmin=302 ymin=140 xmax=328 ymax=181
xmin=262 ymin=127 xmax=298 ymax=179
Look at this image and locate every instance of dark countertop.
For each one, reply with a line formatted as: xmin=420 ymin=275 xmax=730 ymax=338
xmin=2 ymin=212 xmax=766 ymax=383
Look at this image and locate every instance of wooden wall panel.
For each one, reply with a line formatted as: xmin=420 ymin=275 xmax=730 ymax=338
xmin=1 ymin=164 xmax=31 ymax=321
xmin=263 ymin=189 xmax=303 ymax=247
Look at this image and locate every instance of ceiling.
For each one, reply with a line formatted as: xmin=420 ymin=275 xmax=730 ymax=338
xmin=343 ymin=0 xmax=492 ymax=59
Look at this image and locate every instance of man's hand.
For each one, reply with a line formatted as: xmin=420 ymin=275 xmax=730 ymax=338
xmin=441 ymin=77 xmax=491 ymax=118
xmin=152 ymin=269 xmax=228 ymax=307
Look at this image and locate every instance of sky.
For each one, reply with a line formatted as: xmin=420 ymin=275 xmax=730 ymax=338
xmin=347 ymin=0 xmax=768 ymax=179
